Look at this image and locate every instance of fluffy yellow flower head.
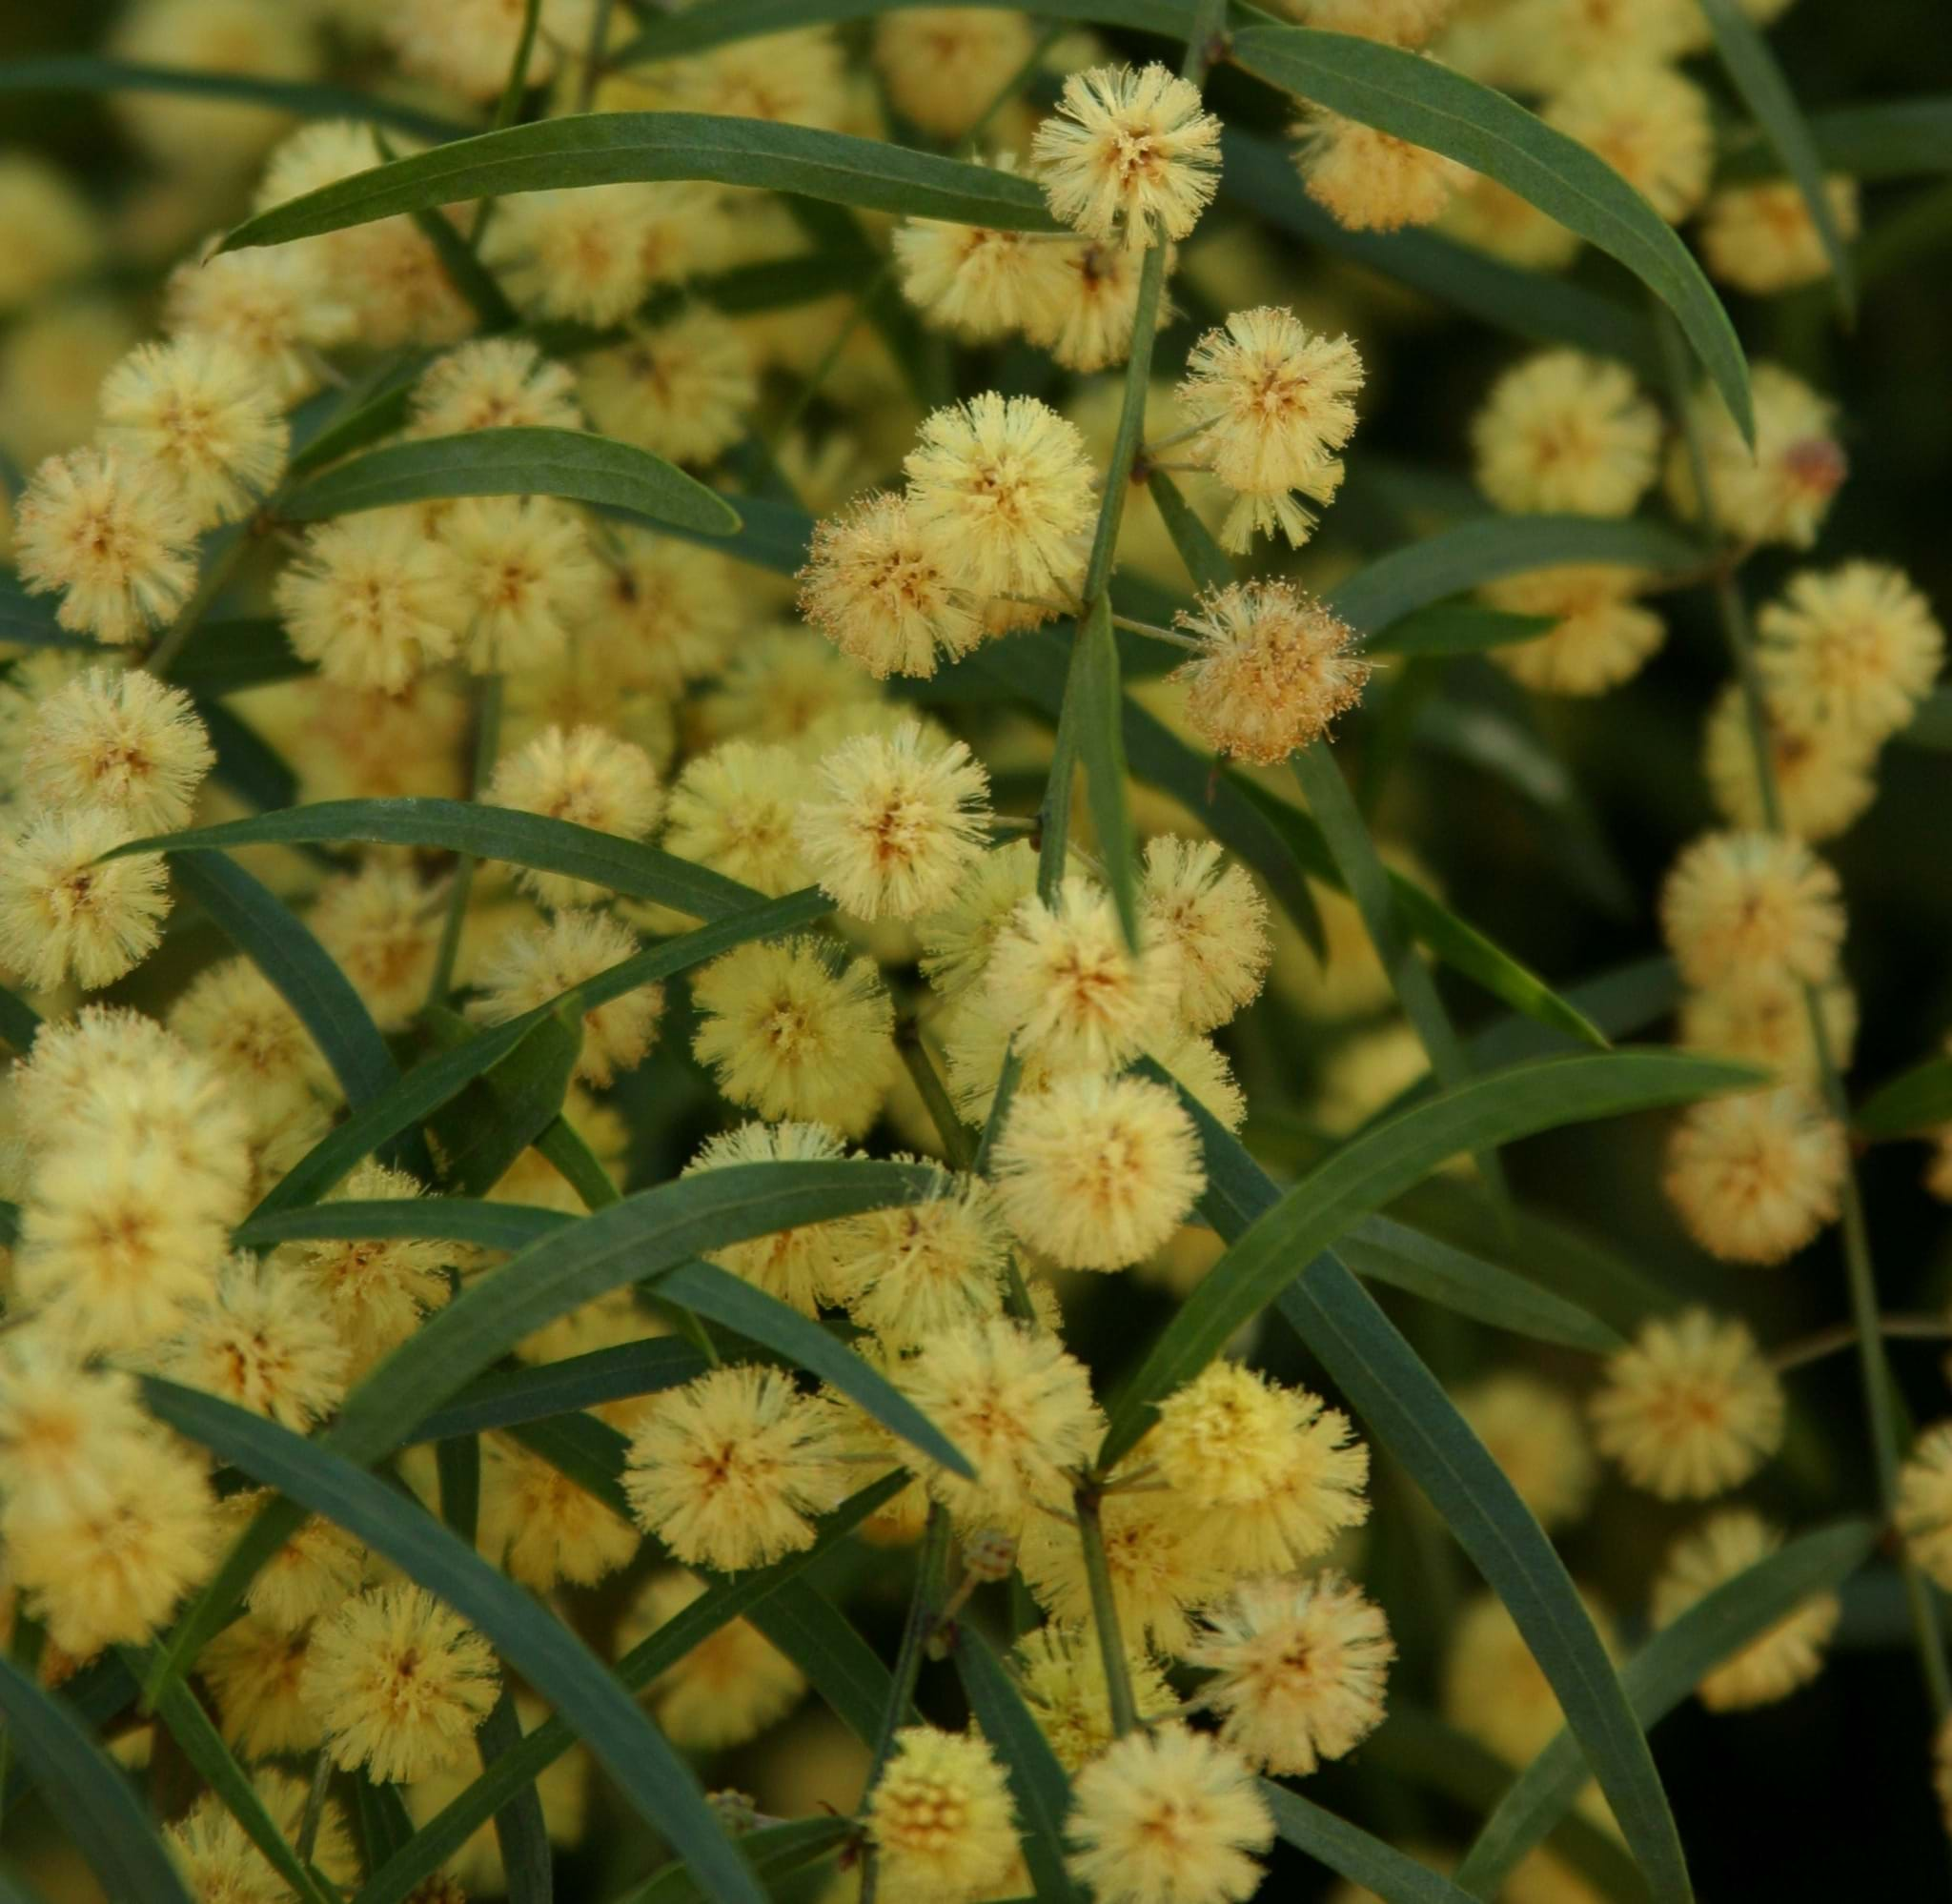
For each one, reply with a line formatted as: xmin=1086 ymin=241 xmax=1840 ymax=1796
xmin=662 ymin=739 xmax=809 ymax=898
xmin=20 ymin=665 xmax=214 ymax=835
xmin=830 ymin=1164 xmax=1012 ymax=1347
xmin=1031 ymin=62 xmax=1223 ymax=249
xmin=472 ymin=908 xmax=664 ymax=1088
xmin=1066 ymin=1723 xmax=1273 ymax=1904
xmin=1701 ymin=177 xmax=1861 ymax=295
xmin=1701 ymin=684 xmax=1879 ymax=842
xmin=223 ymin=1491 xmax=367 ymax=1635
xmin=1148 ymin=1361 xmax=1372 ymax=1574
xmin=1545 ymin=63 xmax=1713 ymax=226
xmin=893 ymin=189 xmax=1066 ymax=344
xmin=1188 ymin=1570 xmax=1396 ymax=1776
xmin=308 ymin=862 xmax=444 ymax=1033
xmin=866 ymin=1725 xmax=1022 ymax=1902
xmin=690 ymin=935 xmax=897 ymax=1136
xmin=1173 ymin=580 xmax=1371 ymax=760
xmin=164 ymin=240 xmax=356 ymax=407
xmin=1660 ymin=829 xmax=1844 ymax=991
xmin=1176 ymin=308 xmax=1363 ymax=550
xmin=579 ymin=312 xmax=756 ymax=465
xmin=1679 ymin=973 xmax=1857 ymax=1086
xmin=1015 ymin=1623 xmax=1178 ymax=1773
xmin=589 ymin=529 xmax=741 ymax=694
xmin=14 ymin=446 xmax=198 ymax=644
xmin=305 ymin=1584 xmax=499 ymax=1784
xmin=1756 ymin=561 xmax=1945 ymax=744
xmin=387 ymin=0 xmax=591 ymax=101
xmin=1456 ymin=1372 xmax=1597 ymax=1531
xmin=1022 ymin=234 xmax=1175 ymax=375
xmin=480 ymin=1434 xmax=640 ymax=1592
xmin=409 ymin=336 xmax=583 ymax=437
xmin=1141 ymin=836 xmax=1272 ymax=1032
xmin=0 ymin=807 xmax=171 ymax=993
xmin=1305 ymin=0 xmax=1454 ymax=42
xmin=903 ymin=391 xmax=1097 ymax=600
xmin=983 ymin=875 xmax=1182 ymax=1074
xmin=621 ymin=1364 xmax=844 ymax=1572
xmin=483 ymin=182 xmax=707 ymax=329
xmin=799 ymin=490 xmax=984 ymax=679
xmin=1664 ymin=1087 xmax=1846 ymax=1266
xmin=684 ymin=1120 xmax=856 ymax=1317
xmin=275 ymin=508 xmax=466 ymax=693
xmin=276 ymin=1161 xmax=451 ymax=1376
xmin=1666 ymin=363 xmax=1846 ymax=550
xmin=1590 ymin=1308 xmax=1785 ymax=1500
xmin=200 ymin=1612 xmax=323 ymax=1760
xmin=1442 ymin=1587 xmax=1619 ymax=1769
xmin=1653 ymin=1509 xmax=1840 ymax=1711
xmin=992 ymin=1072 xmax=1207 ymax=1270
xmin=488 ymin=723 xmax=664 ymax=909
xmin=918 ymin=836 xmax=1042 ymax=1003
xmin=1295 ymin=105 xmax=1474 ymax=233
xmin=797 ymin=722 xmax=992 ymax=921
xmin=895 ymin=1316 xmax=1101 ymax=1529
xmin=440 ymin=497 xmax=602 ymax=676
xmin=1472 ymin=351 xmax=1661 ymax=518
xmin=1483 ymin=564 xmax=1666 ymax=697
xmin=159 ymin=1252 xmax=349 ymax=1432
xmin=0 ymin=1338 xmax=153 ymax=1530
xmin=623 ymin=1570 xmax=807 ymax=1752
xmin=1897 ymin=1423 xmax=1952 ymax=1592
xmin=874 ymin=8 xmax=1040 ymax=138
xmin=98 ymin=335 xmax=288 ymax=530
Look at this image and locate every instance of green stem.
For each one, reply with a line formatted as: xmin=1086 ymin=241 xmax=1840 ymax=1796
xmin=1073 ymin=1482 xmax=1140 ymax=1736
xmin=424 ymin=672 xmax=505 ymax=1009
xmin=295 ymin=1749 xmax=333 ymax=1869
xmin=1773 ymin=1313 xmax=1952 ymax=1373
xmin=897 ymin=1024 xmax=976 ymax=1171
xmin=859 ymin=1505 xmax=951 ymax=1904
xmin=1657 ymin=301 xmax=1952 ymax=1724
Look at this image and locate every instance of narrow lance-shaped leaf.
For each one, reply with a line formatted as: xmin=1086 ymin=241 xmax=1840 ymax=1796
xmin=120 ymin=797 xmax=762 ymax=922
xmin=247 ymin=885 xmax=835 ymax=1220
xmin=1098 ymin=1049 xmax=1759 ymax=1468
xmin=1220 ymin=128 xmax=1664 ymax=380
xmin=615 ymin=0 xmax=1197 ymax=63
xmin=149 ymin=1164 xmax=940 ymax=1706
xmin=1697 ymin=0 xmax=1855 ymax=314
xmin=1261 ymin=1781 xmax=1483 ymax=1904
xmin=354 ymin=1475 xmax=906 ymax=1904
xmin=1454 ymin=1519 xmax=1878 ymax=1897
xmin=425 ymin=1009 xmax=580 ymax=1199
xmin=1227 ymin=24 xmax=1753 ymax=436
xmin=475 ymin=1691 xmax=553 ymax=1904
xmin=614 ymin=1818 xmax=858 ymax=1904
xmin=745 ymin=1585 xmax=899 ymax=1749
xmin=1281 ymin=1260 xmax=1691 ymax=1903
xmin=407 ymin=1338 xmax=709 ymax=1441
xmin=138 ymin=1380 xmax=765 ymax=1904
xmin=1721 ymin=96 xmax=1952 ymax=185
xmin=1855 ymin=1055 xmax=1952 ymax=1140
xmin=953 ymin=1628 xmax=1087 ymax=1904
xmin=220 ymin=113 xmax=1065 ymax=253
xmin=137 ymin=1664 xmax=341 ymax=1904
xmin=169 ymin=851 xmax=401 ymax=1108
xmin=0 ymin=55 xmax=469 ymax=141
xmin=279 ymin=427 xmax=738 ymax=535
xmin=0 ymin=1656 xmax=195 ymax=1904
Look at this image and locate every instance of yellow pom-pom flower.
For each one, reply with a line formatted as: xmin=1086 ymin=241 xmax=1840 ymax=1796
xmin=903 ymin=391 xmax=1097 ymax=602
xmin=796 ymin=721 xmax=991 ymax=921
xmin=1660 ymin=829 xmax=1844 ymax=990
xmin=1031 ymin=62 xmax=1223 ymax=249
xmin=1482 ymin=564 xmax=1665 ymax=697
xmin=992 ymin=1072 xmax=1206 ymax=1270
xmin=830 ymin=1164 xmax=1012 ymax=1347
xmin=1897 ymin=1423 xmax=1952 ymax=1592
xmin=1590 ymin=1309 xmax=1785 ymax=1500
xmin=690 ymin=935 xmax=896 ymax=1136
xmin=472 ymin=909 xmax=664 ymax=1088
xmin=488 ymin=724 xmax=664 ymax=909
xmin=1471 ymin=350 xmax=1661 ymax=518
xmin=866 ymin=1725 xmax=1022 ymax=1902
xmin=1175 ymin=308 xmax=1364 ymax=552
xmin=1294 ymin=105 xmax=1473 ymax=233
xmin=1755 ymin=561 xmax=1945 ymax=744
xmin=97 ymin=335 xmax=288 ymax=529
xmin=1665 ymin=363 xmax=1846 ymax=550
xmin=275 ymin=509 xmax=466 ymax=693
xmin=1545 ymin=63 xmax=1713 ymax=226
xmin=1664 ymin=1087 xmax=1847 ymax=1265
xmin=1066 ymin=1722 xmax=1273 ymax=1904
xmin=0 ymin=806 xmax=171 ymax=994
xmin=304 ymin=1583 xmax=500 ymax=1784
xmin=661 ymin=739 xmax=809 ymax=898
xmin=20 ymin=665 xmax=214 ymax=835
xmin=1652 ymin=1509 xmax=1840 ymax=1710
xmin=683 ymin=1120 xmax=856 ymax=1316
xmin=1172 ymin=580 xmax=1371 ymax=760
xmin=14 ymin=446 xmax=198 ymax=644
xmin=159 ymin=1252 xmax=348 ymax=1431
xmin=1700 ymin=177 xmax=1860 ymax=296
xmin=1456 ymin=1372 xmax=1597 ymax=1530
xmin=409 ymin=336 xmax=584 ymax=436
xmin=798 ymin=490 xmax=984 ymax=679
xmin=1141 ymin=836 xmax=1272 ymax=1031
xmin=623 ymin=1570 xmax=808 ymax=1752
xmin=1188 ymin=1570 xmax=1395 ymax=1776
xmin=621 ymin=1364 xmax=844 ymax=1572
